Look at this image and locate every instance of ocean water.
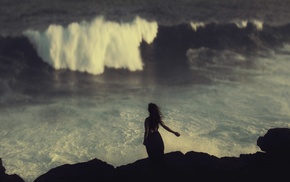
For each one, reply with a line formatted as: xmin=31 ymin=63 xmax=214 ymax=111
xmin=1 ymin=0 xmax=290 ymax=181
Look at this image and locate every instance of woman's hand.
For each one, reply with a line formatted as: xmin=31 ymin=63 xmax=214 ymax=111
xmin=174 ymin=131 xmax=180 ymax=137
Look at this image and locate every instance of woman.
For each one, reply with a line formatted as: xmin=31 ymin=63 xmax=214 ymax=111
xmin=143 ymin=103 xmax=180 ymax=161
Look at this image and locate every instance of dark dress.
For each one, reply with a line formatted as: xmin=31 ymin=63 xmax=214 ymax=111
xmin=145 ymin=131 xmax=165 ymax=161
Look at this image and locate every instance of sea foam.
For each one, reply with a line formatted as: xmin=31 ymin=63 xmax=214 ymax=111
xmin=24 ymin=16 xmax=158 ymax=75
xmin=2 ymin=47 xmax=290 ymax=181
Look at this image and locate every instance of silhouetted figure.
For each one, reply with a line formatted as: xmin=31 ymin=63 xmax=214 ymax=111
xmin=143 ymin=103 xmax=180 ymax=162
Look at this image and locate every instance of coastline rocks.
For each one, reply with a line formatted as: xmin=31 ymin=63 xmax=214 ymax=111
xmin=2 ymin=127 xmax=290 ymax=182
xmin=254 ymin=128 xmax=290 ymax=181
xmin=117 ymin=151 xmax=261 ymax=182
xmin=257 ymin=128 xmax=290 ymax=155
xmin=0 ymin=158 xmax=25 ymax=182
xmin=34 ymin=158 xmax=115 ymax=182
xmin=31 ymin=151 xmax=283 ymax=182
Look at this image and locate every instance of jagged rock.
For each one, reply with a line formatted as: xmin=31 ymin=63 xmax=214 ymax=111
xmin=255 ymin=128 xmax=290 ymax=181
xmin=0 ymin=158 xmax=25 ymax=182
xmin=33 ymin=158 xmax=115 ymax=182
xmin=116 ymin=151 xmax=186 ymax=182
xmin=257 ymin=128 xmax=290 ymax=155
xmin=0 ymin=158 xmax=6 ymax=179
xmin=116 ymin=151 xmax=258 ymax=182
xmin=2 ymin=127 xmax=290 ymax=182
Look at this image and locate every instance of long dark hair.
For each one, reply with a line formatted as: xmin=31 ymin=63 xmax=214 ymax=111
xmin=148 ymin=103 xmax=162 ymax=130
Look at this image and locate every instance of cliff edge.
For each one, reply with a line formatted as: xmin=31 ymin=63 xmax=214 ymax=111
xmin=1 ymin=128 xmax=290 ymax=182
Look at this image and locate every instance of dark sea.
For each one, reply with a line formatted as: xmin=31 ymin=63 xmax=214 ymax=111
xmin=1 ymin=0 xmax=290 ymax=181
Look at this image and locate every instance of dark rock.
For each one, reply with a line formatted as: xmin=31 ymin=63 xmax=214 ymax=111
xmin=116 ymin=151 xmax=186 ymax=182
xmin=255 ymin=128 xmax=290 ymax=181
xmin=0 ymin=158 xmax=6 ymax=180
xmin=183 ymin=151 xmax=220 ymax=181
xmin=0 ymin=158 xmax=25 ymax=182
xmin=116 ymin=128 xmax=290 ymax=182
xmin=117 ymin=151 xmax=256 ymax=182
xmin=2 ymin=127 xmax=290 ymax=182
xmin=33 ymin=158 xmax=115 ymax=182
xmin=257 ymin=128 xmax=290 ymax=155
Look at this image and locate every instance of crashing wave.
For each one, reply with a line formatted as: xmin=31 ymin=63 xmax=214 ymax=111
xmin=1 ymin=19 xmax=289 ymax=76
xmin=24 ymin=16 xmax=158 ymax=75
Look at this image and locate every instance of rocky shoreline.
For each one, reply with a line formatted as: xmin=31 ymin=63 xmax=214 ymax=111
xmin=1 ymin=128 xmax=290 ymax=182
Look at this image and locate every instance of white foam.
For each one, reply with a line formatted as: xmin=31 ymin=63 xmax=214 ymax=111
xmin=190 ymin=22 xmax=205 ymax=31
xmin=186 ymin=47 xmax=247 ymax=69
xmin=1 ymin=79 xmax=290 ymax=182
xmin=2 ymin=46 xmax=290 ymax=182
xmin=23 ymin=16 xmax=158 ymax=75
xmin=190 ymin=19 xmax=264 ymax=31
xmin=233 ymin=20 xmax=248 ymax=29
xmin=252 ymin=19 xmax=264 ymax=30
xmin=233 ymin=19 xmax=264 ymax=30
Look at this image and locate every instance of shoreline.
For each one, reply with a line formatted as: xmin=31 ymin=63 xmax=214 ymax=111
xmin=1 ymin=127 xmax=290 ymax=182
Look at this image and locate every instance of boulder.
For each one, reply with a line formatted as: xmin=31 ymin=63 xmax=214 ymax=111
xmin=257 ymin=128 xmax=290 ymax=155
xmin=0 ymin=158 xmax=25 ymax=182
xmin=255 ymin=128 xmax=290 ymax=181
xmin=33 ymin=158 xmax=116 ymax=182
xmin=2 ymin=127 xmax=290 ymax=182
xmin=116 ymin=151 xmax=186 ymax=182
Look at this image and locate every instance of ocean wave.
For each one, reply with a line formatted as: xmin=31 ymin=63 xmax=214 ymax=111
xmin=23 ymin=16 xmax=158 ymax=75
xmin=190 ymin=19 xmax=264 ymax=31
xmin=1 ymin=17 xmax=290 ymax=75
xmin=156 ymin=20 xmax=290 ymax=52
xmin=186 ymin=48 xmax=247 ymax=68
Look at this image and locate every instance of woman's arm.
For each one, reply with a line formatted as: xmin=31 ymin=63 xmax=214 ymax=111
xmin=160 ymin=121 xmax=180 ymax=137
